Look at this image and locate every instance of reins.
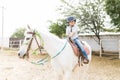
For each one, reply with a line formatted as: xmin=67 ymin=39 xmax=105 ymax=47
xmin=31 ymin=40 xmax=68 ymax=65
xmin=26 ymin=30 xmax=68 ymax=65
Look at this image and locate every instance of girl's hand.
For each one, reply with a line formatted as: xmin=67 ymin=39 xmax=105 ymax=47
xmin=69 ymin=32 xmax=75 ymax=37
xmin=68 ymin=34 xmax=73 ymax=37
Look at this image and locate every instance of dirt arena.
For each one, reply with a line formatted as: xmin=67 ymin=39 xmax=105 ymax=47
xmin=0 ymin=50 xmax=120 ymax=80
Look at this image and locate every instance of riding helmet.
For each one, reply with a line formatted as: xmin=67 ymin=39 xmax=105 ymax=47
xmin=67 ymin=16 xmax=76 ymax=23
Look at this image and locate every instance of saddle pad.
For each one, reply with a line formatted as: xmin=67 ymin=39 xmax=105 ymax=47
xmin=69 ymin=41 xmax=79 ymax=56
xmin=69 ymin=40 xmax=90 ymax=56
xmin=83 ymin=44 xmax=90 ymax=55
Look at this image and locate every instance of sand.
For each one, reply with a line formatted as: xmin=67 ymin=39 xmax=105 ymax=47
xmin=0 ymin=50 xmax=120 ymax=80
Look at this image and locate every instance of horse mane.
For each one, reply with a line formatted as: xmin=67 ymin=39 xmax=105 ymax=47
xmin=40 ymin=30 xmax=65 ymax=43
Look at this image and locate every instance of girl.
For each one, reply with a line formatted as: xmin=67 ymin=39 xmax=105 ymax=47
xmin=66 ymin=16 xmax=89 ymax=63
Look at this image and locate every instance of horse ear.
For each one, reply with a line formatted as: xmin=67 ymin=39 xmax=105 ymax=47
xmin=27 ymin=24 xmax=31 ymax=30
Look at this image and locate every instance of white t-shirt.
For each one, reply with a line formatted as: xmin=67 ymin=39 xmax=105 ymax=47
xmin=66 ymin=25 xmax=79 ymax=40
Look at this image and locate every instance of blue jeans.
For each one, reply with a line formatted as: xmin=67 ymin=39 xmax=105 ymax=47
xmin=73 ymin=38 xmax=88 ymax=60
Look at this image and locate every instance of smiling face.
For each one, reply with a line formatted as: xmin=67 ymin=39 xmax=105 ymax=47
xmin=68 ymin=20 xmax=76 ymax=27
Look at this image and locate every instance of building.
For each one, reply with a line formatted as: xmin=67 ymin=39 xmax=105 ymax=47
xmin=0 ymin=37 xmax=23 ymax=48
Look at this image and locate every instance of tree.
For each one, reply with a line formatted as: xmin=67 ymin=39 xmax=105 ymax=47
xmin=58 ymin=0 xmax=106 ymax=44
xmin=57 ymin=0 xmax=107 ymax=52
xmin=105 ymin=0 xmax=120 ymax=31
xmin=11 ymin=27 xmax=25 ymax=38
xmin=49 ymin=19 xmax=66 ymax=38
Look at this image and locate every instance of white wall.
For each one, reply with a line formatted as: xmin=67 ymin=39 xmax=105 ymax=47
xmin=0 ymin=37 xmax=9 ymax=48
xmin=79 ymin=33 xmax=120 ymax=52
xmin=0 ymin=33 xmax=120 ymax=53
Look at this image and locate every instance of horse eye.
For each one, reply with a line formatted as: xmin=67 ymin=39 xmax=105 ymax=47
xmin=26 ymin=38 xmax=30 ymax=40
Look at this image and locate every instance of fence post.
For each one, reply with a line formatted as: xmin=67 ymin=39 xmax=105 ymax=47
xmin=119 ymin=40 xmax=120 ymax=59
xmin=100 ymin=40 xmax=102 ymax=57
xmin=19 ymin=40 xmax=22 ymax=48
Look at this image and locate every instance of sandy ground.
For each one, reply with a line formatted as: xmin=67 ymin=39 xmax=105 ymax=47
xmin=0 ymin=50 xmax=120 ymax=80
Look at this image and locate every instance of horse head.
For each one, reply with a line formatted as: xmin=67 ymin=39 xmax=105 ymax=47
xmin=18 ymin=27 xmax=36 ymax=58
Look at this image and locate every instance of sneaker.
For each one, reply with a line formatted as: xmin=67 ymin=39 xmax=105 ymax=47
xmin=83 ymin=58 xmax=89 ymax=64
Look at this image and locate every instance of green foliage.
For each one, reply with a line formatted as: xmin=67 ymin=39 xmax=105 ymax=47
xmin=11 ymin=27 xmax=25 ymax=38
xmin=49 ymin=20 xmax=66 ymax=38
xmin=105 ymin=0 xmax=120 ymax=31
xmin=35 ymin=30 xmax=44 ymax=46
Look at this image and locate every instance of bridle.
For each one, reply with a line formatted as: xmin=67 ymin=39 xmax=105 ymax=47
xmin=25 ymin=30 xmax=43 ymax=58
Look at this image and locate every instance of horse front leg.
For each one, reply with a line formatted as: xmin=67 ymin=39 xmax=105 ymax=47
xmin=63 ymin=70 xmax=72 ymax=80
xmin=51 ymin=60 xmax=64 ymax=80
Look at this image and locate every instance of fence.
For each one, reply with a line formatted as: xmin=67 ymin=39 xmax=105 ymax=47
xmin=9 ymin=38 xmax=23 ymax=48
xmin=100 ymin=39 xmax=120 ymax=59
xmin=79 ymin=33 xmax=120 ymax=59
xmin=119 ymin=40 xmax=120 ymax=59
xmin=1 ymin=33 xmax=120 ymax=59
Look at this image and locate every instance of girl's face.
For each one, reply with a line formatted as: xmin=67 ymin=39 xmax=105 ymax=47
xmin=69 ymin=21 xmax=76 ymax=27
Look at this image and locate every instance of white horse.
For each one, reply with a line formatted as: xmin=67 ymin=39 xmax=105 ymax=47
xmin=18 ymin=28 xmax=92 ymax=80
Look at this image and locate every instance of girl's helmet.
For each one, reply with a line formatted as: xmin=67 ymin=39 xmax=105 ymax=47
xmin=67 ymin=16 xmax=76 ymax=22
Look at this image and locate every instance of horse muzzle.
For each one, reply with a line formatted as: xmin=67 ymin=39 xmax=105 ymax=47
xmin=18 ymin=52 xmax=26 ymax=59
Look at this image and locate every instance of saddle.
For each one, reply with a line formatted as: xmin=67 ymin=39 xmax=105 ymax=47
xmin=68 ymin=39 xmax=90 ymax=66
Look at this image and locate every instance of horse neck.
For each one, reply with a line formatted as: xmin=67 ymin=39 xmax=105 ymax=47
xmin=40 ymin=32 xmax=64 ymax=57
